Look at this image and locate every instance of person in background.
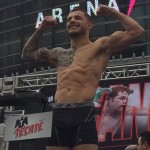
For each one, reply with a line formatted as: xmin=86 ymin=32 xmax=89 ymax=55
xmin=94 ymin=86 xmax=149 ymax=141
xmin=138 ymin=131 xmax=150 ymax=150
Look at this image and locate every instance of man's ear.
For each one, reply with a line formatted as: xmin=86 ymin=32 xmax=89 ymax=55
xmin=87 ymin=21 xmax=93 ymax=30
xmin=106 ymin=97 xmax=112 ymax=102
xmin=106 ymin=95 xmax=111 ymax=101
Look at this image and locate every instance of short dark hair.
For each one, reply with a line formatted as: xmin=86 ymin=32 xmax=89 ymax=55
xmin=140 ymin=131 xmax=150 ymax=146
xmin=108 ymin=86 xmax=133 ymax=99
xmin=70 ymin=7 xmax=92 ymax=21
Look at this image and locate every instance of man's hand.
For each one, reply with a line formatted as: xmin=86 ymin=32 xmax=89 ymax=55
xmin=39 ymin=16 xmax=57 ymax=29
xmin=96 ymin=4 xmax=115 ymax=16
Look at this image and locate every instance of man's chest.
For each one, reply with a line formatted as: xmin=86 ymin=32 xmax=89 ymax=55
xmin=57 ymin=48 xmax=75 ymax=67
xmin=59 ymin=50 xmax=98 ymax=67
xmin=103 ymin=115 xmax=121 ymax=128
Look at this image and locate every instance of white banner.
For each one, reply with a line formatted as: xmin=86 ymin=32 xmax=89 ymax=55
xmin=4 ymin=111 xmax=53 ymax=141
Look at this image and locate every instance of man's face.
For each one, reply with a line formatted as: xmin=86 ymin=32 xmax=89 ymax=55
xmin=67 ymin=11 xmax=91 ymax=36
xmin=109 ymin=91 xmax=129 ymax=112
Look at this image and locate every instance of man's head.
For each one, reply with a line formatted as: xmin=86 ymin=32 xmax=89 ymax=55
xmin=138 ymin=131 xmax=150 ymax=150
xmin=125 ymin=145 xmax=138 ymax=150
xmin=106 ymin=86 xmax=133 ymax=112
xmin=108 ymin=86 xmax=133 ymax=100
xmin=67 ymin=7 xmax=93 ymax=37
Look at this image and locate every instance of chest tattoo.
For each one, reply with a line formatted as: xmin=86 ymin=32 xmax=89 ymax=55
xmin=57 ymin=47 xmax=76 ymax=67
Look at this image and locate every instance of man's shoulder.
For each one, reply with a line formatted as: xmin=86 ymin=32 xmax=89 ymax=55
xmin=48 ymin=47 xmax=67 ymax=56
xmin=93 ymin=36 xmax=111 ymax=52
xmin=51 ymin=47 xmax=65 ymax=51
xmin=51 ymin=47 xmax=65 ymax=50
xmin=94 ymin=36 xmax=108 ymax=44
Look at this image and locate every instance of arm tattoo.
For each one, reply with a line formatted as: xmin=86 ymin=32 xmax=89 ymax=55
xmin=22 ymin=28 xmax=44 ymax=59
xmin=22 ymin=46 xmax=76 ymax=67
xmin=22 ymin=47 xmax=57 ymax=66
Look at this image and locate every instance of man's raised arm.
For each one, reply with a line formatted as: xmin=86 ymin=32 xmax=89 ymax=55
xmin=22 ymin=16 xmax=57 ymax=63
xmin=96 ymin=4 xmax=145 ymax=53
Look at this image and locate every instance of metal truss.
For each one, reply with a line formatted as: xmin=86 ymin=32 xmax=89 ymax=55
xmin=15 ymin=71 xmax=57 ymax=90
xmin=101 ymin=63 xmax=150 ymax=80
xmin=0 ymin=63 xmax=150 ymax=95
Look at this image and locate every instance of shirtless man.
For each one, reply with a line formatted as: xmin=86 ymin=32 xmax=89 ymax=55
xmin=96 ymin=86 xmax=132 ymax=140
xmin=95 ymin=86 xmax=149 ymax=141
xmin=22 ymin=4 xmax=144 ymax=150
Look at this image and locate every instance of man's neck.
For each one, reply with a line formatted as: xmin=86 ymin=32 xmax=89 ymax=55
xmin=105 ymin=106 xmax=121 ymax=118
xmin=70 ymin=35 xmax=91 ymax=49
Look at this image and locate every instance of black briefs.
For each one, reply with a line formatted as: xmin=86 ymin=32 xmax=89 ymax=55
xmin=46 ymin=101 xmax=98 ymax=147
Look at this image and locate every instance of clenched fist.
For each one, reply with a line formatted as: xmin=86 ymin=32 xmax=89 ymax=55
xmin=39 ymin=16 xmax=57 ymax=29
xmin=96 ymin=4 xmax=115 ymax=16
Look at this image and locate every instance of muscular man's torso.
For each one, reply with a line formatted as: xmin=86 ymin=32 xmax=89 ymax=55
xmin=50 ymin=41 xmax=110 ymax=103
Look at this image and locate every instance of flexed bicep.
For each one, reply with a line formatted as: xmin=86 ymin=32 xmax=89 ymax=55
xmin=22 ymin=15 xmax=58 ymax=66
xmin=96 ymin=4 xmax=144 ymax=54
xmin=104 ymin=31 xmax=135 ymax=53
